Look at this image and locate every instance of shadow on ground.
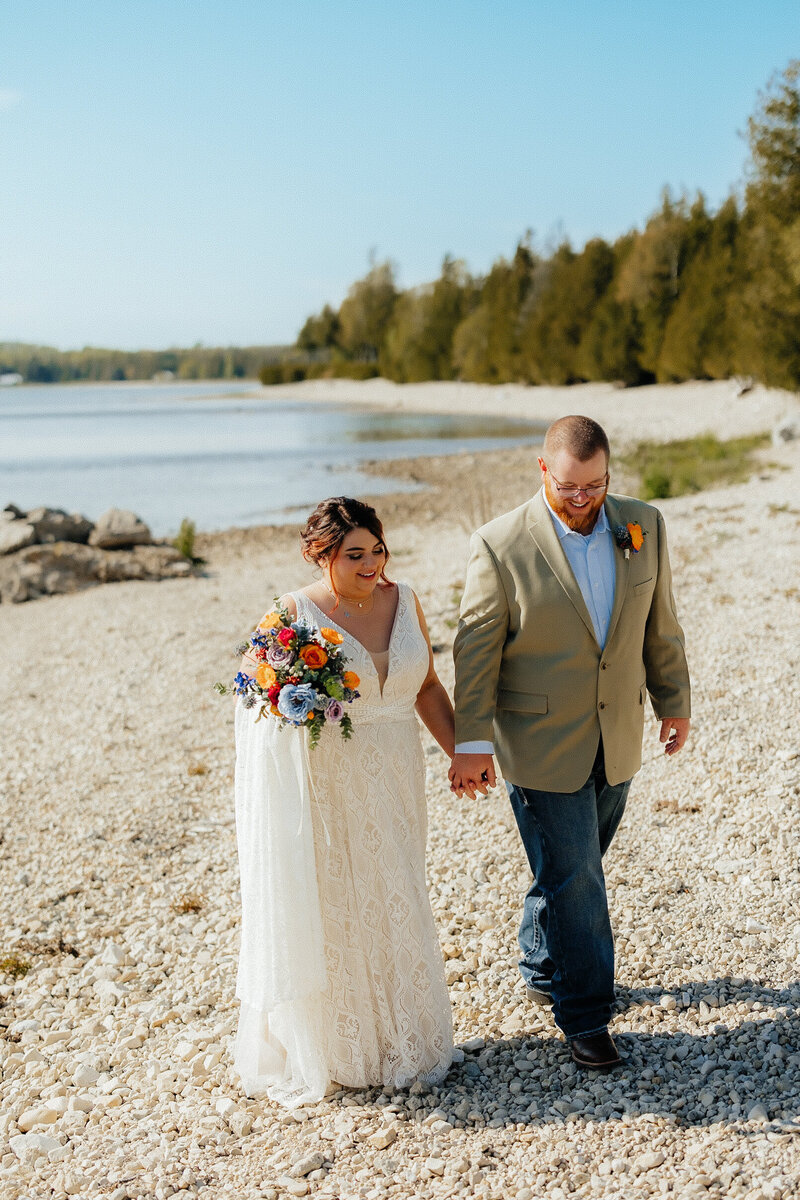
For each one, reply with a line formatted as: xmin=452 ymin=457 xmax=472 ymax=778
xmin=327 ymin=978 xmax=799 ymax=1132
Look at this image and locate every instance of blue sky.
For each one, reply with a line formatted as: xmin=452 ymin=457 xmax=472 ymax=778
xmin=1 ymin=1 xmax=798 ymax=350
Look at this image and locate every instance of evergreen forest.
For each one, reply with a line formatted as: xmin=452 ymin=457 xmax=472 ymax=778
xmin=285 ymin=61 xmax=800 ymax=392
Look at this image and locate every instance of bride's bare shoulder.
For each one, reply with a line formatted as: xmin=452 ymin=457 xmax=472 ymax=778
xmin=278 ymin=593 xmax=297 ymax=618
xmin=256 ymin=593 xmax=297 ymax=624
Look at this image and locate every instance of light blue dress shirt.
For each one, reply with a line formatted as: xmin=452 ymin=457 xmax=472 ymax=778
xmin=542 ymin=490 xmax=616 ymax=648
xmin=455 ymin=491 xmax=617 ymax=756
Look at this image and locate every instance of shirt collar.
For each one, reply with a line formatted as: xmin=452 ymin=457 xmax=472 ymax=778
xmin=543 ymin=487 xmax=610 ymax=540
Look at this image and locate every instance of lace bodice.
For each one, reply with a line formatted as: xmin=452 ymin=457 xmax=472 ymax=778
xmin=293 ymin=582 xmax=430 ymax=724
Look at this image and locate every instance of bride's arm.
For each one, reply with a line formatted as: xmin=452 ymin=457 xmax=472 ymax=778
xmin=238 ymin=593 xmax=298 ymax=677
xmin=412 ymin=592 xmax=455 ymax=758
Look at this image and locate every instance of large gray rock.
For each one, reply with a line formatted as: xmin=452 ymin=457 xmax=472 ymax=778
xmin=0 ymin=543 xmax=103 ymax=602
xmin=97 ymin=544 xmax=190 ymax=583
xmin=89 ymin=508 xmax=152 ymax=549
xmin=26 ymin=506 xmax=94 ymax=544
xmin=0 ymin=541 xmax=192 ymax=603
xmin=0 ymin=520 xmax=36 ymax=555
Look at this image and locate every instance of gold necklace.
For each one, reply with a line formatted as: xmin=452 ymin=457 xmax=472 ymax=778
xmin=323 ymin=580 xmax=375 ymax=618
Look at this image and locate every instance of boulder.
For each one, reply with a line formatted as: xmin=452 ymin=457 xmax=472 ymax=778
xmin=0 ymin=540 xmax=193 ymax=603
xmin=89 ymin=508 xmax=152 ymax=549
xmin=0 ymin=520 xmax=36 ymax=555
xmin=26 ymin=506 xmax=94 ymax=544
xmin=772 ymin=414 xmax=800 ymax=447
xmin=0 ymin=543 xmax=103 ymax=602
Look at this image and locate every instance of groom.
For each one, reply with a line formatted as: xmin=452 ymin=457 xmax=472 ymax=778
xmin=449 ymin=415 xmax=690 ymax=1070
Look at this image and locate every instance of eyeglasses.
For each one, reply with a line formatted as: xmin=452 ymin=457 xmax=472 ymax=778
xmin=548 ymin=470 xmax=609 ymax=499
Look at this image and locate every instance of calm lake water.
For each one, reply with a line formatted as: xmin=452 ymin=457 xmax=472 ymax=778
xmin=0 ymin=381 xmax=542 ymax=536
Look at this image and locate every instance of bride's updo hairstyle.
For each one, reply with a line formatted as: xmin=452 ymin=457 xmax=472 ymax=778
xmin=301 ymin=497 xmax=391 ymax=602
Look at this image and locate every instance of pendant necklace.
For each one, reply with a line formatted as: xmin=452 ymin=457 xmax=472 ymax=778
xmin=324 ymin=581 xmax=374 ymax=619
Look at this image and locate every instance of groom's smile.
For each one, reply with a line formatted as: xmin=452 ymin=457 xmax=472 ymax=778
xmin=538 ymin=447 xmax=609 ymax=534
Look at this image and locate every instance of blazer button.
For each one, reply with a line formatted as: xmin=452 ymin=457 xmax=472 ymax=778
xmin=601 ymin=662 xmax=608 ymax=670
xmin=599 ymin=701 xmax=606 ymax=709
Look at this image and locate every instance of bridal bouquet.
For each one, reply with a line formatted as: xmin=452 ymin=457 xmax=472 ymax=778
xmin=216 ymin=601 xmax=360 ymax=747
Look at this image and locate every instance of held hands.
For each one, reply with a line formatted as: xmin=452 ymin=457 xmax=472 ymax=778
xmin=449 ymin=753 xmax=496 ymax=800
xmin=659 ymin=717 xmax=691 ymax=756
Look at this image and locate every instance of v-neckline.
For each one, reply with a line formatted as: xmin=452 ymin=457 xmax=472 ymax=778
xmin=302 ymin=585 xmax=403 ymax=698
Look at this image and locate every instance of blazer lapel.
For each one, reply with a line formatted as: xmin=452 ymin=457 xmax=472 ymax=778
xmin=527 ymin=490 xmax=598 ymax=643
xmin=604 ymin=495 xmax=631 ymax=647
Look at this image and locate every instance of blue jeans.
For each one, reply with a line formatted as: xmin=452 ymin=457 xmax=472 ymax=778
xmin=506 ymin=744 xmax=631 ymax=1039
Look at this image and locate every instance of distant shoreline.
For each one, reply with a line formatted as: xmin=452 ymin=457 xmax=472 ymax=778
xmin=247 ymin=376 xmax=798 ymax=448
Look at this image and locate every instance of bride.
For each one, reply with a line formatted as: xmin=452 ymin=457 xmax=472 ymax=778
xmin=233 ymin=496 xmax=455 ymax=1105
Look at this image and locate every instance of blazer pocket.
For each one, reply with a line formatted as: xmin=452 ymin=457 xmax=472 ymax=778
xmin=633 ymin=577 xmax=654 ymax=595
xmin=497 ymin=689 xmax=548 ymax=714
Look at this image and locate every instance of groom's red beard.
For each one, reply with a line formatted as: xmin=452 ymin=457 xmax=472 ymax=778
xmin=545 ymin=476 xmax=606 ymax=534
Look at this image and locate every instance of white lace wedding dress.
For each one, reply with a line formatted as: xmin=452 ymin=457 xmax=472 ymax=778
xmin=233 ymin=581 xmax=453 ymax=1106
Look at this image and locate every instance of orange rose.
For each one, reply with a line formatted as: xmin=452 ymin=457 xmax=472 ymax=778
xmin=343 ymin=671 xmax=360 ymax=689
xmin=627 ymin=522 xmax=644 ymax=552
xmin=258 ymin=612 xmax=282 ymax=630
xmin=320 ymin=627 xmax=344 ymax=645
xmin=299 ymin=644 xmax=328 ymax=669
xmin=255 ymin=663 xmax=277 ymax=688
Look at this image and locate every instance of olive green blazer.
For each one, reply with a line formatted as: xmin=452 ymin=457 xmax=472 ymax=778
xmin=453 ymin=489 xmax=691 ymax=791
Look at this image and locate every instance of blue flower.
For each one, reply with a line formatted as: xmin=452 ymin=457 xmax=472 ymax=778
xmin=277 ymin=683 xmax=317 ymax=724
xmin=233 ymin=671 xmax=255 ymax=693
xmin=250 ymin=632 xmax=272 ymax=648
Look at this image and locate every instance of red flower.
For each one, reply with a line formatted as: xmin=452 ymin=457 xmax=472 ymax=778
xmin=255 ymin=647 xmax=268 ymax=661
xmin=266 ymin=683 xmax=281 ymax=704
xmin=277 ymin=627 xmax=295 ymax=647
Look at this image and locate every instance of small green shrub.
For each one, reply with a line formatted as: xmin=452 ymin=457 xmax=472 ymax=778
xmin=0 ymin=953 xmax=31 ymax=979
xmin=259 ymin=362 xmax=284 ymax=385
xmin=330 ymin=359 xmax=380 ymax=380
xmin=173 ymin=518 xmax=205 ymax=566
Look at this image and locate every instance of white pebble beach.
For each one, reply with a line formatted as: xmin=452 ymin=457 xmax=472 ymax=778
xmin=1 ymin=378 xmax=799 ymax=1200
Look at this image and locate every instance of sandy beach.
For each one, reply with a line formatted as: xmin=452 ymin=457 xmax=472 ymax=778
xmin=1 ymin=379 xmax=799 ymax=1200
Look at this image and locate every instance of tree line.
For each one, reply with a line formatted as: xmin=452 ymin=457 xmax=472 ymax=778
xmin=0 ymin=343 xmax=289 ymax=385
xmin=286 ymin=61 xmax=800 ymax=392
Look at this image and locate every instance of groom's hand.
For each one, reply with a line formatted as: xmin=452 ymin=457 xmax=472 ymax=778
xmin=449 ymin=753 xmax=496 ymax=800
xmin=659 ymin=717 xmax=691 ymax=756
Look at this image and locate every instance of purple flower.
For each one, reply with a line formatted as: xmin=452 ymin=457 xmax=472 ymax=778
xmin=324 ymin=698 xmax=344 ymax=724
xmin=266 ymin=643 xmax=295 ymax=668
xmin=277 ymin=683 xmax=317 ymax=724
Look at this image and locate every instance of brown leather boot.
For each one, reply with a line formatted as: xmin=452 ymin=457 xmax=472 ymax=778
xmin=569 ymin=1031 xmax=621 ymax=1070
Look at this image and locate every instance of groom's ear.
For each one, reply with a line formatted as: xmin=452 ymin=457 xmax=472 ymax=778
xmin=537 ymin=456 xmax=547 ymax=475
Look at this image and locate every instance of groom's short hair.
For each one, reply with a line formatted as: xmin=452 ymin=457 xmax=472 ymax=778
xmin=543 ymin=415 xmax=610 ymax=463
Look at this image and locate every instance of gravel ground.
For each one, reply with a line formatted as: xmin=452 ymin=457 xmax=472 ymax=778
xmin=1 ymin=382 xmax=799 ymax=1200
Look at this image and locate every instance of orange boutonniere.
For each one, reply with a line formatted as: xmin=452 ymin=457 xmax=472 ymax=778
xmin=614 ymin=522 xmax=646 ymax=559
